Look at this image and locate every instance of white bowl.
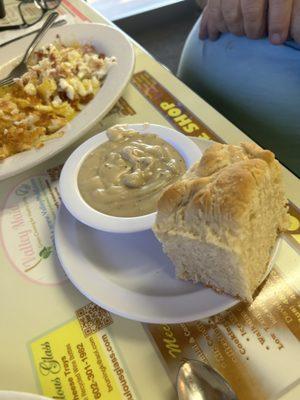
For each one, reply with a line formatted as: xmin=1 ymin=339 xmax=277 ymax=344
xmin=59 ymin=123 xmax=202 ymax=233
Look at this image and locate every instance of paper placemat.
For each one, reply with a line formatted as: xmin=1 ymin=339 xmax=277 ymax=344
xmin=0 ymin=1 xmax=299 ymax=399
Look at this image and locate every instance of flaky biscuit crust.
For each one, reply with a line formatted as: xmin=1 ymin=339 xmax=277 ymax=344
xmin=156 ymin=142 xmax=281 ymax=228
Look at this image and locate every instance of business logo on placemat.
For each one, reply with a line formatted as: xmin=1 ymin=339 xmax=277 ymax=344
xmin=132 ymin=70 xmax=224 ymax=142
xmin=0 ymin=171 xmax=66 ymax=285
xmin=30 ymin=318 xmax=136 ymax=399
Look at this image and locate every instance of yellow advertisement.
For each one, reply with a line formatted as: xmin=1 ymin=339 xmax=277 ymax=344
xmin=30 ymin=318 xmax=135 ymax=399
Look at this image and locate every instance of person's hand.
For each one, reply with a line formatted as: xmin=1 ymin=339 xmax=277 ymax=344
xmin=199 ymin=0 xmax=300 ymax=44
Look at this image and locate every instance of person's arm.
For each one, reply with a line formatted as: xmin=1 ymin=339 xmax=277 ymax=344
xmin=200 ymin=0 xmax=300 ymax=44
xmin=196 ymin=0 xmax=207 ymax=9
xmin=290 ymin=1 xmax=300 ymax=42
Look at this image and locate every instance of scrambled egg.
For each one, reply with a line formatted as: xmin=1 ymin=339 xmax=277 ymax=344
xmin=0 ymin=41 xmax=116 ymax=159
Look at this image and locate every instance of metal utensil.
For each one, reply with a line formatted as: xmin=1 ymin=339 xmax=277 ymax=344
xmin=177 ymin=360 xmax=238 ymax=400
xmin=0 ymin=0 xmax=5 ymax=19
xmin=0 ymin=18 xmax=66 ymax=48
xmin=0 ymin=11 xmax=58 ymax=87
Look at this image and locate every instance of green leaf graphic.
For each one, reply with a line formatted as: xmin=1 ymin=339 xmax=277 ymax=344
xmin=39 ymin=246 xmax=52 ymax=259
xmin=25 ymin=245 xmax=53 ymax=272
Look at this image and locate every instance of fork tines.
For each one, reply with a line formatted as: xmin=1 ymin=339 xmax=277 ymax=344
xmin=0 ymin=77 xmax=15 ymax=87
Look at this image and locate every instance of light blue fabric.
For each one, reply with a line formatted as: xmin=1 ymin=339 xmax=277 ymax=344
xmin=178 ymin=18 xmax=300 ymax=176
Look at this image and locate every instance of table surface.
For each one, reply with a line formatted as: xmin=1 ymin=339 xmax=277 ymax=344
xmin=0 ymin=1 xmax=299 ymax=400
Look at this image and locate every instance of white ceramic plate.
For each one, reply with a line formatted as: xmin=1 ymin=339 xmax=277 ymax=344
xmin=0 ymin=23 xmax=135 ymax=180
xmin=59 ymin=124 xmax=202 ymax=233
xmin=55 ymin=137 xmax=281 ymax=323
xmin=0 ymin=392 xmax=49 ymax=400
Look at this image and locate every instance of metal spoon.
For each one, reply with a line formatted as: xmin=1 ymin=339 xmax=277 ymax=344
xmin=177 ymin=360 xmax=238 ymax=400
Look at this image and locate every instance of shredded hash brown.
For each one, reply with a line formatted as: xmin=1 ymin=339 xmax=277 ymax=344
xmin=0 ymin=41 xmax=116 ymax=159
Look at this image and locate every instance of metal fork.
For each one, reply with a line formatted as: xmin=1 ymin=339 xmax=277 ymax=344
xmin=0 ymin=12 xmax=59 ymax=88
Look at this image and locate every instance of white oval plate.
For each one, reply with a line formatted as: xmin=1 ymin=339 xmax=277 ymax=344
xmin=55 ymin=137 xmax=281 ymax=323
xmin=0 ymin=23 xmax=135 ymax=180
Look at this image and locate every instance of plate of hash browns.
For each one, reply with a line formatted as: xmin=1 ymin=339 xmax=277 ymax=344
xmin=0 ymin=23 xmax=135 ymax=180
